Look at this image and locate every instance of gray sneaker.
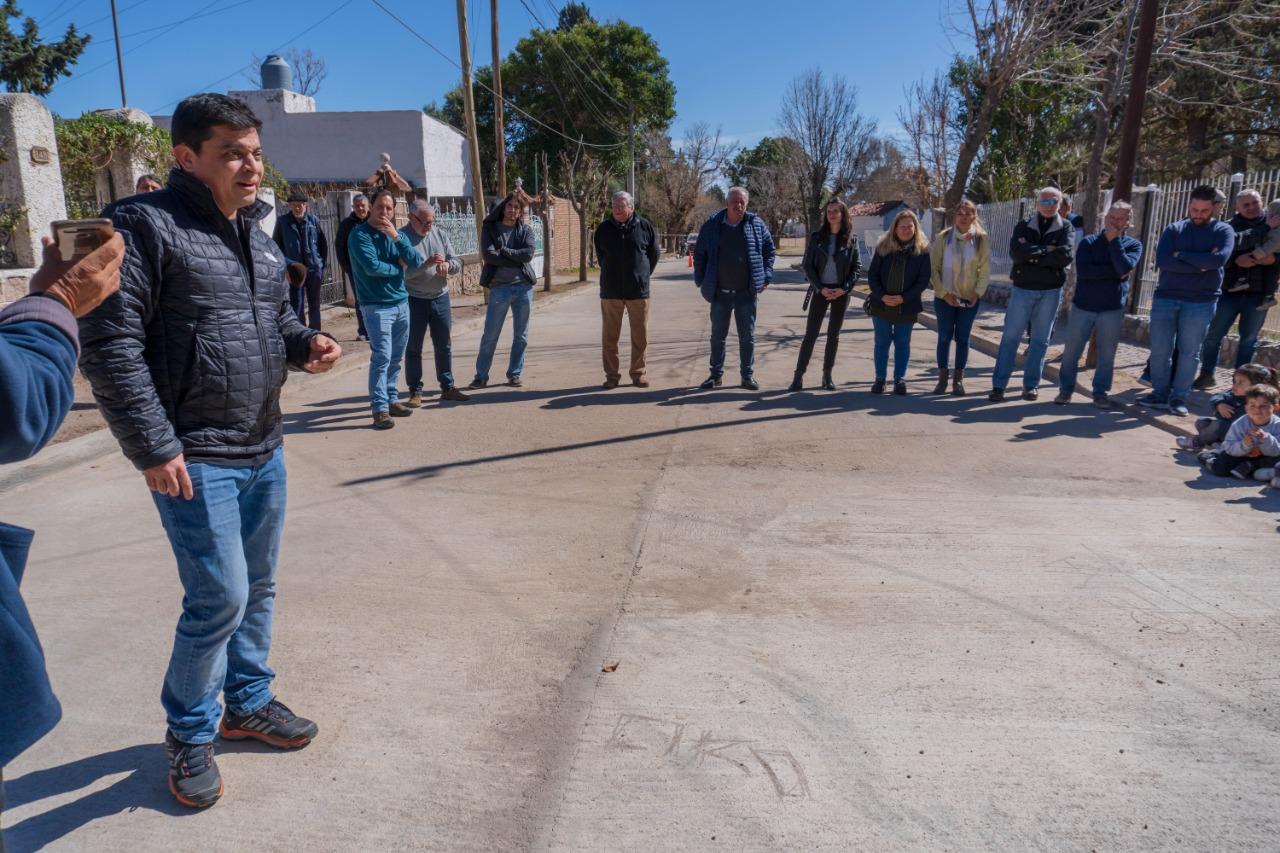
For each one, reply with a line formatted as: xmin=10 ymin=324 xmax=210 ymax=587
xmin=1169 ymin=400 xmax=1190 ymax=417
xmin=165 ymin=730 xmax=223 ymax=809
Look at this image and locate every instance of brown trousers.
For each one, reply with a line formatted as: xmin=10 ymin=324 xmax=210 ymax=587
xmin=601 ymin=298 xmax=650 ymax=381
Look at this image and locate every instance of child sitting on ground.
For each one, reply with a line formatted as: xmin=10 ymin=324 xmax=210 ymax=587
xmin=1177 ymin=364 xmax=1277 ymax=451
xmin=1199 ymin=384 xmax=1280 ymax=482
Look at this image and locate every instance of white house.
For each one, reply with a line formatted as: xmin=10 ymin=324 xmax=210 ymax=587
xmin=154 ymin=57 xmax=473 ymax=197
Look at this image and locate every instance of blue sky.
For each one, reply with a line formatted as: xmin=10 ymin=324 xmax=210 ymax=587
xmin=28 ymin=0 xmax=956 ymax=152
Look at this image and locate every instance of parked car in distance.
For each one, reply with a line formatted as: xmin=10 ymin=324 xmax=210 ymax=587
xmin=684 ymin=233 xmax=698 ymax=256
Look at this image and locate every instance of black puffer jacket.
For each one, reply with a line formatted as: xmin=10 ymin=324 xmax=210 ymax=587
xmin=1009 ymin=214 xmax=1074 ymax=290
xmin=594 ymin=213 xmax=660 ymax=299
xmin=79 ymin=168 xmax=319 ymax=470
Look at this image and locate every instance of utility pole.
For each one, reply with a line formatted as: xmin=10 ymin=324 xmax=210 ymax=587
xmin=542 ymin=150 xmax=552 ymax=292
xmin=456 ymin=0 xmax=488 ymax=256
xmin=109 ymin=0 xmax=128 ymax=107
xmin=1111 ymin=0 xmax=1159 ymax=202
xmin=627 ymin=109 xmax=635 ymax=197
xmin=491 ymin=0 xmax=507 ymax=196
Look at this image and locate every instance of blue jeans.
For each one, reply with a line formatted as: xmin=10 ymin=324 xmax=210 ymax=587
xmin=933 ymin=297 xmax=979 ymax=370
xmin=406 ymin=293 xmax=454 ymax=392
xmin=871 ymin=317 xmax=913 ymax=380
xmin=363 ymin=301 xmax=410 ymax=413
xmin=708 ymin=288 xmax=757 ymax=378
xmin=992 ymin=287 xmax=1062 ymax=391
xmin=1057 ymin=306 xmax=1124 ymax=396
xmin=475 ymin=285 xmax=533 ymax=382
xmin=151 ymin=448 xmax=286 ymax=744
xmin=1149 ymin=296 xmax=1217 ymax=403
xmin=290 ymin=268 xmax=323 ymax=330
xmin=1200 ymin=290 xmax=1269 ymax=370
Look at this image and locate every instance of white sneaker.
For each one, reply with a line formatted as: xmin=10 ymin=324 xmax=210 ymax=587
xmin=1175 ymin=436 xmax=1199 ymax=450
xmin=1254 ymin=466 xmax=1276 ymax=482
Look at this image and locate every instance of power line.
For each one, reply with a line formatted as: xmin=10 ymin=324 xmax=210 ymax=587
xmin=534 ymin=0 xmax=629 ymax=113
xmin=68 ymin=0 xmax=255 ymax=61
xmin=60 ymin=0 xmax=233 ymax=87
xmin=514 ymin=0 xmax=627 ymax=138
xmin=150 ymin=0 xmax=357 ymax=113
xmin=366 ymin=0 xmax=625 ymax=150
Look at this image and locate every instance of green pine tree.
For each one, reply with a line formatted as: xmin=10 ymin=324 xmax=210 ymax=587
xmin=1 ymin=0 xmax=90 ymax=96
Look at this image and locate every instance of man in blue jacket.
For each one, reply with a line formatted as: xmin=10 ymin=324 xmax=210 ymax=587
xmin=1139 ymin=185 xmax=1236 ymax=416
xmin=1054 ymin=201 xmax=1143 ymax=408
xmin=272 ymin=191 xmax=329 ymax=331
xmin=1 ymin=233 xmax=123 ymax=827
xmin=693 ymin=186 xmax=775 ymax=390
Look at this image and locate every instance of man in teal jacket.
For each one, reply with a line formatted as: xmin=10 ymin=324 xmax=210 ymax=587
xmin=348 ymin=188 xmax=423 ymax=429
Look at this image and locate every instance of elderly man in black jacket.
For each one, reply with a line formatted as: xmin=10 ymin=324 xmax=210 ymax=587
xmin=594 ymin=191 xmax=660 ymax=388
xmin=335 ymin=192 xmax=370 ymax=340
xmin=79 ymin=93 xmax=342 ymax=810
xmin=989 ymin=186 xmax=1075 ymax=401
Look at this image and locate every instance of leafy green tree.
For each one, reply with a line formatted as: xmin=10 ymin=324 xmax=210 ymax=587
xmin=0 ymin=0 xmax=89 ymax=96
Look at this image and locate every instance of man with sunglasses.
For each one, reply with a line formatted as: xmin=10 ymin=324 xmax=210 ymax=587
xmin=989 ymin=187 xmax=1075 ymax=402
xmin=401 ymin=200 xmax=469 ymax=405
xmin=1193 ymin=189 xmax=1277 ymax=389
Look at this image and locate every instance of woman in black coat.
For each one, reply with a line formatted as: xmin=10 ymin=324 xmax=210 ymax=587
xmin=790 ymin=198 xmax=861 ymax=391
xmin=865 ymin=210 xmax=931 ymax=395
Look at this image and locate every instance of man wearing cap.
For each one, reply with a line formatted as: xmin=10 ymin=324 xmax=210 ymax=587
xmin=273 ymin=192 xmax=329 ymax=330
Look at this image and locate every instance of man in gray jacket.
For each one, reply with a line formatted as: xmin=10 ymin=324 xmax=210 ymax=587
xmin=402 ymin=200 xmax=469 ymax=404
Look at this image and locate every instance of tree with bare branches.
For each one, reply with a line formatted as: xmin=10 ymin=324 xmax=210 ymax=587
xmin=558 ymin=141 xmax=612 ymax=281
xmin=638 ymin=122 xmax=734 ymax=236
xmin=778 ymin=70 xmax=878 ymax=230
xmin=246 ymin=48 xmax=328 ymax=97
xmin=897 ymin=71 xmax=957 ymax=210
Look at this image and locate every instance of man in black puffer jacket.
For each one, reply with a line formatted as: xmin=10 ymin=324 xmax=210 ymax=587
xmin=594 ymin=190 xmax=659 ymax=388
xmin=78 ymin=93 xmax=342 ymax=810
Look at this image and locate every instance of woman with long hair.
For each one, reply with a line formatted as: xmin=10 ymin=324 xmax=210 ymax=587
xmin=790 ymin=198 xmax=861 ymax=391
xmin=865 ymin=210 xmax=931 ymax=395
xmin=928 ymin=199 xmax=990 ymax=395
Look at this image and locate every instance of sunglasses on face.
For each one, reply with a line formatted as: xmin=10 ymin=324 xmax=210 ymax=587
xmin=1038 ymin=199 xmax=1059 ymax=207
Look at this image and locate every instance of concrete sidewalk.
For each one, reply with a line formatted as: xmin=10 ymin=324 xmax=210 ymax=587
xmin=1 ymin=260 xmax=1276 ymax=851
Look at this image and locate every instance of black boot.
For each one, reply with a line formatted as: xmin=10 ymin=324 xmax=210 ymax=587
xmin=821 ymin=372 xmax=836 ymax=391
xmin=870 ymin=378 xmax=886 ymax=394
xmin=932 ymin=368 xmax=950 ymax=395
xmin=952 ymin=368 xmax=966 ymax=396
xmin=788 ymin=372 xmax=804 ymax=392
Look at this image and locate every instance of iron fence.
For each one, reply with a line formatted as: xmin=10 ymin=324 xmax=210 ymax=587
xmin=976 ymin=198 xmax=1031 ymax=278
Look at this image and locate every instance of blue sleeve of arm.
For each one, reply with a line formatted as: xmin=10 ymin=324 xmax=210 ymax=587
xmin=396 ymin=234 xmax=423 ymax=270
xmin=1073 ymin=239 xmax=1111 ymax=279
xmin=1156 ymin=226 xmax=1202 ymax=273
xmin=1113 ymin=237 xmax=1142 ymax=277
xmin=1178 ymin=226 xmax=1235 ymax=270
xmin=0 ymin=313 xmax=77 ymax=463
xmin=349 ymin=228 xmax=402 ymax=279
xmin=867 ymin=254 xmax=885 ymax=297
xmin=760 ymin=223 xmax=776 ymax=281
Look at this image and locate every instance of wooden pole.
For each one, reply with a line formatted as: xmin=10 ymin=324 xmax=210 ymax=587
xmin=456 ymin=0 xmax=488 ymax=259
xmin=491 ymin=0 xmax=507 ymax=196
xmin=542 ymin=150 xmax=552 ymax=292
xmin=109 ymin=0 xmax=128 ymax=107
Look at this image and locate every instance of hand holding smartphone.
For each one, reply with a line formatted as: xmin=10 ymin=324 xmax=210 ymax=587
xmin=51 ymin=218 xmax=114 ymax=262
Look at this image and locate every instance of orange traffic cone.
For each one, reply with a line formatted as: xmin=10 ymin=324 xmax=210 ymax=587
xmin=687 ymin=252 xmax=693 ymax=269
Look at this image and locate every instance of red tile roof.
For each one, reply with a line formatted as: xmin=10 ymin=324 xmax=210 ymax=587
xmin=847 ymin=201 xmax=906 ymax=217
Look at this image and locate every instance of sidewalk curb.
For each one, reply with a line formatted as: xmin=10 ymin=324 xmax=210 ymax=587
xmin=0 ymin=281 xmax=596 ymax=491
xmin=847 ymin=284 xmax=1197 ymax=441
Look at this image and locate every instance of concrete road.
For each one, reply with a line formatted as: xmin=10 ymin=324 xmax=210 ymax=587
xmin=2 ymin=260 xmax=1277 ymax=852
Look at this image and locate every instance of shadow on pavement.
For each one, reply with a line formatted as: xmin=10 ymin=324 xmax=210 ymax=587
xmin=3 ymin=740 xmax=306 ymax=849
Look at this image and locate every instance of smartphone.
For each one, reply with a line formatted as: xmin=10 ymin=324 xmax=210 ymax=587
xmin=51 ymin=218 xmax=114 ymax=262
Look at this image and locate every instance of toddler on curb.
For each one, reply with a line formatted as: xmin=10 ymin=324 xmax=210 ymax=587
xmin=1177 ymin=363 xmax=1277 ymax=452
xmin=1199 ymin=383 xmax=1280 ymax=484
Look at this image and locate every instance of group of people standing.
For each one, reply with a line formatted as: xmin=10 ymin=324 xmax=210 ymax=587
xmin=332 ymin=190 xmax=541 ymax=428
